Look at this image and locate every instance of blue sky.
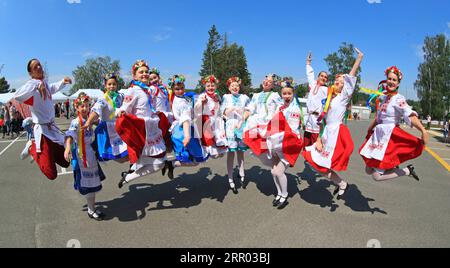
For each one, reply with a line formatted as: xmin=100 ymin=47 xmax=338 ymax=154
xmin=0 ymin=0 xmax=449 ymax=99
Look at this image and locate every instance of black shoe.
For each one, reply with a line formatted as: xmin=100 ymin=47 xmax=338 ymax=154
xmin=277 ymin=197 xmax=289 ymax=210
xmin=407 ymin=165 xmax=420 ymax=181
xmin=272 ymin=195 xmax=282 ymax=207
xmin=166 ymin=161 xmax=174 ymax=180
xmin=240 ymin=177 xmax=247 ymax=189
xmin=88 ymin=210 xmax=105 ymax=221
xmin=118 ymin=172 xmax=128 ymax=189
xmin=162 ymin=164 xmax=167 ymax=176
xmin=229 ymin=181 xmax=238 ymax=194
xmin=333 ymin=183 xmax=349 ymax=200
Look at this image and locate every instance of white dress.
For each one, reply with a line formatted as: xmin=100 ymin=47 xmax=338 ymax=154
xmin=116 ymin=85 xmax=166 ymax=168
xmin=150 ymin=84 xmax=174 ymax=123
xmin=194 ymin=92 xmax=228 ymax=157
xmin=305 ymin=65 xmax=329 ymax=134
xmin=305 ymin=75 xmax=357 ymax=170
xmin=264 ymin=99 xmax=303 ymax=167
xmin=14 ymin=79 xmax=67 ymax=152
xmin=220 ymin=94 xmax=251 ymax=151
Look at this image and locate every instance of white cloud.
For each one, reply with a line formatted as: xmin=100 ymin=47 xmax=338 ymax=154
xmin=367 ymin=0 xmax=382 ymax=4
xmin=67 ymin=0 xmax=81 ymax=4
xmin=153 ymin=34 xmax=171 ymax=42
xmin=447 ymin=22 xmax=450 ymax=29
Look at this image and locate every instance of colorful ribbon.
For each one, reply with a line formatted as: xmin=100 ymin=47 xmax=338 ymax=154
xmin=77 ymin=113 xmax=87 ymax=168
xmin=104 ymin=90 xmax=119 ymax=120
xmin=131 ymin=80 xmax=156 ymax=113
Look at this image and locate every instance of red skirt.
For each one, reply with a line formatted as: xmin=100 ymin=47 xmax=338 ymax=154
xmin=303 ymin=131 xmax=319 ymax=149
xmin=30 ymin=135 xmax=70 ymax=180
xmin=359 ymin=126 xmax=424 ymax=170
xmin=115 ymin=113 xmax=169 ymax=164
xmin=302 ymin=124 xmax=354 ymax=174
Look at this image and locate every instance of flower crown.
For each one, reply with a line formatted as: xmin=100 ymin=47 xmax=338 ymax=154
xmin=168 ymin=74 xmax=186 ymax=88
xmin=132 ymin=60 xmax=149 ymax=75
xmin=266 ymin=74 xmax=281 ymax=84
xmin=150 ymin=67 xmax=160 ymax=76
xmin=226 ymin=77 xmax=242 ymax=87
xmin=279 ymin=77 xmax=295 ymax=88
xmin=201 ymin=75 xmax=219 ymax=85
xmin=104 ymin=72 xmax=119 ymax=82
xmin=385 ymin=66 xmax=403 ymax=81
xmin=74 ymin=93 xmax=91 ymax=107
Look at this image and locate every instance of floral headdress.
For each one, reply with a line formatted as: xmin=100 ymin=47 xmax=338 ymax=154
xmin=265 ymin=73 xmax=281 ymax=83
xmin=201 ymin=75 xmax=219 ymax=85
xmin=150 ymin=67 xmax=160 ymax=76
xmin=168 ymin=74 xmax=186 ymax=88
xmin=74 ymin=92 xmax=91 ymax=107
xmin=132 ymin=60 xmax=149 ymax=75
xmin=226 ymin=77 xmax=242 ymax=88
xmin=279 ymin=77 xmax=295 ymax=89
xmin=385 ymin=66 xmax=403 ymax=81
xmin=103 ymin=71 xmax=119 ymax=83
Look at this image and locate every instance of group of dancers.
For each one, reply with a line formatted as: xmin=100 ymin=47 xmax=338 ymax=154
xmin=13 ymin=47 xmax=429 ymax=220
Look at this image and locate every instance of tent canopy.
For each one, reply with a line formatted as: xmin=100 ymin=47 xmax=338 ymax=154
xmin=52 ymin=91 xmax=71 ymax=102
xmin=70 ymin=89 xmax=105 ymax=100
xmin=0 ymin=93 xmax=15 ymax=105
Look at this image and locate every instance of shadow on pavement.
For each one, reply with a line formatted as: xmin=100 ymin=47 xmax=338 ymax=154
xmin=93 ymin=167 xmax=233 ymax=222
xmin=297 ymin=162 xmax=387 ymax=215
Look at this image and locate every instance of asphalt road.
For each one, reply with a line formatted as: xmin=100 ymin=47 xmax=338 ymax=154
xmin=0 ymin=119 xmax=449 ymax=248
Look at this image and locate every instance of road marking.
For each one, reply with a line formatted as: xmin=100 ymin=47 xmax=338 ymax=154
xmin=0 ymin=133 xmax=25 ymax=157
xmin=425 ymin=147 xmax=450 ymax=173
xmin=426 ymin=147 xmax=450 ymax=151
xmin=0 ymin=139 xmax=27 ymax=143
xmin=58 ymin=167 xmax=73 ymax=176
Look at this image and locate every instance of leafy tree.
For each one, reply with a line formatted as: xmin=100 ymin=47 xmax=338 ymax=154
xmin=0 ymin=77 xmax=10 ymax=93
xmin=324 ymin=42 xmax=363 ymax=104
xmin=414 ymin=34 xmax=450 ymax=119
xmin=198 ymin=26 xmax=252 ymax=95
xmin=71 ymin=56 xmax=125 ymax=95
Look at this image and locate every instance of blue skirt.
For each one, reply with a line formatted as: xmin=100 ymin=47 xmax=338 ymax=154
xmin=95 ymin=121 xmax=128 ymax=161
xmin=171 ymin=125 xmax=208 ymax=163
xmin=71 ymin=148 xmax=105 ymax=196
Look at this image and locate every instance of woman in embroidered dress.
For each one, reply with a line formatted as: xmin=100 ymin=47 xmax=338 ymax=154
xmin=64 ymin=94 xmax=106 ymax=221
xmin=302 ymin=48 xmax=364 ymax=200
xmin=359 ymin=66 xmax=427 ymax=182
xmin=260 ymin=77 xmax=304 ymax=209
xmin=164 ymin=75 xmax=208 ymax=179
xmin=221 ymin=77 xmax=250 ymax=193
xmin=115 ymin=60 xmax=170 ymax=188
xmin=83 ymin=72 xmax=128 ymax=162
xmin=194 ymin=75 xmax=228 ymax=159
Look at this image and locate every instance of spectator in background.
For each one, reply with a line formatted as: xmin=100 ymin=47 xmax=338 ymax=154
xmin=9 ymin=102 xmax=17 ymax=138
xmin=444 ymin=119 xmax=449 ymax=144
xmin=427 ymin=114 xmax=432 ymax=130
xmin=65 ymin=99 xmax=70 ymax=119
xmin=22 ymin=117 xmax=34 ymax=141
xmin=0 ymin=114 xmax=5 ymax=138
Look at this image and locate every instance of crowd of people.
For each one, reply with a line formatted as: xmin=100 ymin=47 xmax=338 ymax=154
xmin=10 ymin=51 xmax=430 ymax=221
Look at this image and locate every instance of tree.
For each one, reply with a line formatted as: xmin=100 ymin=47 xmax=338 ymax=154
xmin=0 ymin=77 xmax=10 ymax=93
xmin=197 ymin=26 xmax=252 ymax=94
xmin=414 ymin=34 xmax=450 ymax=119
xmin=71 ymin=56 xmax=125 ymax=95
xmin=324 ymin=42 xmax=363 ymax=104
xmin=296 ymin=83 xmax=309 ymax=98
